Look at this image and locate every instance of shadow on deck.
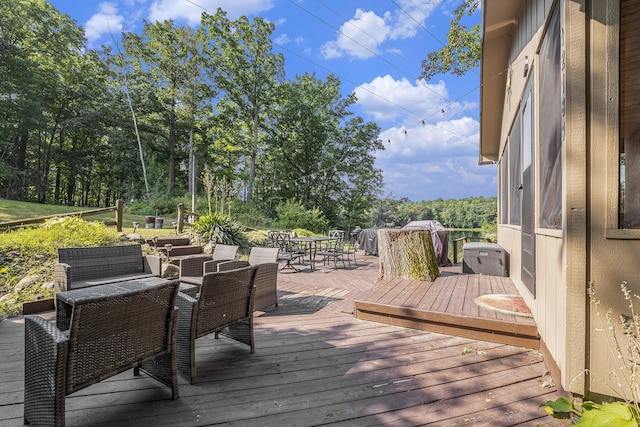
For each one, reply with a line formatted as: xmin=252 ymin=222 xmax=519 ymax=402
xmin=0 ymin=253 xmax=568 ymax=426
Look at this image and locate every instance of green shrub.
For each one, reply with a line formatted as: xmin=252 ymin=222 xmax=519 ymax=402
xmin=291 ymin=228 xmax=316 ymax=237
xmin=276 ymin=200 xmax=328 ymax=234
xmin=0 ymin=217 xmax=123 ymax=316
xmin=232 ymin=201 xmax=276 ymax=229
xmin=191 ymin=214 xmax=249 ymax=248
xmin=246 ymin=230 xmax=270 ymax=247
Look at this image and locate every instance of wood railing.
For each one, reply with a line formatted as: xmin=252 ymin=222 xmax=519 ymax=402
xmin=0 ymin=199 xmax=124 ymax=232
xmin=176 ymin=203 xmax=202 ymax=233
xmin=452 ymin=236 xmax=493 ymax=264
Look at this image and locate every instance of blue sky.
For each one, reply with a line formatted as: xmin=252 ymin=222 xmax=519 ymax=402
xmin=47 ymin=0 xmax=495 ymax=202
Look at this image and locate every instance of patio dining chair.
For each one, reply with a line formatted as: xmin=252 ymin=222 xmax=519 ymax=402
xmin=176 ymin=265 xmax=258 ymax=384
xmin=268 ymin=232 xmax=303 ymax=272
xmin=314 ymin=230 xmax=347 ymax=269
xmin=337 ymin=231 xmax=358 ymax=267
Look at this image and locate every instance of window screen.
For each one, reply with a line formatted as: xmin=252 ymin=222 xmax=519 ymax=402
xmin=538 ymin=5 xmax=562 ymax=229
xmin=500 ymin=145 xmax=509 ymax=224
xmin=509 ymin=117 xmax=522 ymax=226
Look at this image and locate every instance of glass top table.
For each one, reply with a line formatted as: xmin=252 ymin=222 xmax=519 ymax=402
xmin=55 ymin=277 xmax=180 ymax=331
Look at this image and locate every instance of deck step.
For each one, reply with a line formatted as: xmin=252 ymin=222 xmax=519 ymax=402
xmin=157 ymin=245 xmax=203 ymax=257
xmin=353 ymin=300 xmax=540 ymax=349
xmin=146 ymin=237 xmax=191 ymax=247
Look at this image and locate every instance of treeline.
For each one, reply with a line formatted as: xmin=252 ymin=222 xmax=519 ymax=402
xmin=0 ymin=1 xmax=383 ymax=230
xmin=370 ymin=196 xmax=497 ymax=229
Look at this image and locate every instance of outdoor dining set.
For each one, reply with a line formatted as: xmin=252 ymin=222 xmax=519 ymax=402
xmin=267 ymin=229 xmax=357 ymax=272
xmin=22 ymin=230 xmax=358 ymax=425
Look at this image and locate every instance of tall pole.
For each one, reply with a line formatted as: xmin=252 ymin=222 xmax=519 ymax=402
xmin=189 ymin=126 xmax=196 ymax=214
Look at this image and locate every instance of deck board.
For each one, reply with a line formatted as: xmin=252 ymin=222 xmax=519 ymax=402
xmin=0 ymin=253 xmax=568 ymax=426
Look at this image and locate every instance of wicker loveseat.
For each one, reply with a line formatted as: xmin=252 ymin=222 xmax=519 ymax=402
xmin=54 ymin=244 xmax=162 ymax=292
xmin=24 ymin=280 xmax=180 ymax=426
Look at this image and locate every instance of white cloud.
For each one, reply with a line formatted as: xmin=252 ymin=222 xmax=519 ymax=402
xmin=148 ymin=0 xmax=274 ymax=26
xmin=358 ymin=73 xmax=490 ymax=201
xmin=321 ymin=0 xmax=442 ymax=60
xmin=321 ymin=9 xmax=389 ymax=60
xmin=84 ymin=2 xmax=124 ymax=43
xmin=275 ymin=34 xmax=291 ymax=45
xmin=378 ymin=117 xmax=478 ymax=163
xmin=354 ymin=75 xmax=449 ymax=122
xmin=388 ymin=0 xmax=440 ymax=40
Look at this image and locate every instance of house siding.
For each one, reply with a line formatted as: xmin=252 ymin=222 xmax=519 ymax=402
xmin=488 ymin=0 xmax=640 ymax=399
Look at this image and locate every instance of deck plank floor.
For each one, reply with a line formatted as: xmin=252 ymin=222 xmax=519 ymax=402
xmin=0 ymin=253 xmax=568 ymax=426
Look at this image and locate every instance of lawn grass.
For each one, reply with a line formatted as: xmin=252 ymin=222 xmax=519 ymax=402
xmin=0 ymin=198 xmax=183 ymax=238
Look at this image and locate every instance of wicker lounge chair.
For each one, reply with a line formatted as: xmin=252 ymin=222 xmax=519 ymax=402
xmin=24 ymin=280 xmax=180 ymax=426
xmin=176 ymin=265 xmax=258 ymax=384
xmin=217 ymin=247 xmax=279 ymax=311
xmin=179 ymin=244 xmax=239 ymax=289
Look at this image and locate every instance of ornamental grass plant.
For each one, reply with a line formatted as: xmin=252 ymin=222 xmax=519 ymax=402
xmin=541 ymin=282 xmax=640 ymax=426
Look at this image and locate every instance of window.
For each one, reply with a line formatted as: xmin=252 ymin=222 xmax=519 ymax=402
xmin=509 ymin=116 xmax=522 ymax=226
xmin=620 ymin=0 xmax=640 ymax=228
xmin=500 ymin=145 xmax=509 ymax=224
xmin=538 ymin=5 xmax=562 ymax=229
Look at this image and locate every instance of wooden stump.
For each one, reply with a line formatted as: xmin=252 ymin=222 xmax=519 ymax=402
xmin=377 ymin=229 xmax=440 ymax=281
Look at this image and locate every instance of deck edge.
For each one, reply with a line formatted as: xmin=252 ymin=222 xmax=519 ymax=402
xmin=353 ymin=300 xmax=540 ymax=349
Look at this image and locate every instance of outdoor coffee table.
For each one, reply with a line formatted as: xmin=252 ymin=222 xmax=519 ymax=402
xmin=55 ymin=276 xmax=180 ymax=331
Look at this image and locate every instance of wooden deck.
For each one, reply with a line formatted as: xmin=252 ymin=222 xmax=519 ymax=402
xmin=0 ymin=254 xmax=569 ymax=426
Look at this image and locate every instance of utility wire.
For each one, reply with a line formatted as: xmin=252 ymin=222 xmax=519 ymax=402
xmin=182 ymin=0 xmax=491 ymax=144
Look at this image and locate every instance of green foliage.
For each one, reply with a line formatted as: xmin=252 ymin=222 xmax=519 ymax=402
xmin=233 ymin=208 xmax=275 ymax=230
xmin=541 ymin=397 xmax=639 ymax=426
xmin=191 ymin=213 xmax=249 ymax=248
xmin=369 ymin=197 xmax=497 ymax=230
xmin=0 ymin=217 xmax=123 ymax=316
xmin=1 ymin=2 xmax=384 ymax=229
xmin=291 ymin=228 xmax=316 ymax=237
xmin=481 ymin=222 xmax=497 ymax=242
xmin=420 ymin=0 xmax=481 ymax=80
xmin=127 ymin=194 xmax=182 ymax=215
xmin=542 ymin=282 xmax=640 ymax=426
xmin=245 ymin=229 xmax=270 ymax=248
xmin=276 ymin=200 xmax=328 ymax=234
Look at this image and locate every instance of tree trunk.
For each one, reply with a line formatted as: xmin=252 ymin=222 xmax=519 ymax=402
xmin=377 ymin=229 xmax=440 ymax=281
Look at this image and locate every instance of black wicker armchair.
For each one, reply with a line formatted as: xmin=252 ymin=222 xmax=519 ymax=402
xmin=24 ymin=280 xmax=180 ymax=426
xmin=176 ymin=265 xmax=258 ymax=384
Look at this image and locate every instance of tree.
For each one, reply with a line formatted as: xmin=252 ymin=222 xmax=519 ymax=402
xmin=420 ymin=0 xmax=480 ymax=81
xmin=264 ymin=73 xmax=383 ymax=228
xmin=123 ymin=20 xmax=211 ymax=193
xmin=202 ymin=9 xmax=285 ymax=202
xmin=0 ymin=0 xmax=109 ymax=203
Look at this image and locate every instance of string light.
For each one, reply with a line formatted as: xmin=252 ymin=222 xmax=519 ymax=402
xmin=181 ymin=0 xmax=508 ymax=146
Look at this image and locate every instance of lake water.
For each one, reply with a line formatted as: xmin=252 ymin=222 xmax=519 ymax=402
xmin=446 ymin=229 xmax=485 ymax=264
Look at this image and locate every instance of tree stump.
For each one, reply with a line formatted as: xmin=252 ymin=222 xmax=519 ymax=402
xmin=377 ymin=229 xmax=440 ymax=281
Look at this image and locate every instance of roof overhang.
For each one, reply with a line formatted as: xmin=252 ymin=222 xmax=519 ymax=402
xmin=480 ymin=0 xmax=524 ymax=164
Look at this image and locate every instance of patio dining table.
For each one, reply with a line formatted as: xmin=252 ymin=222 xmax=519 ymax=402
xmin=290 ymin=236 xmax=336 ymax=270
xmin=55 ymin=276 xmax=187 ymax=331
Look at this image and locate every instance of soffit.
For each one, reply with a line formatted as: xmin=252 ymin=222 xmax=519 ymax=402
xmin=480 ymin=0 xmax=524 ymax=163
